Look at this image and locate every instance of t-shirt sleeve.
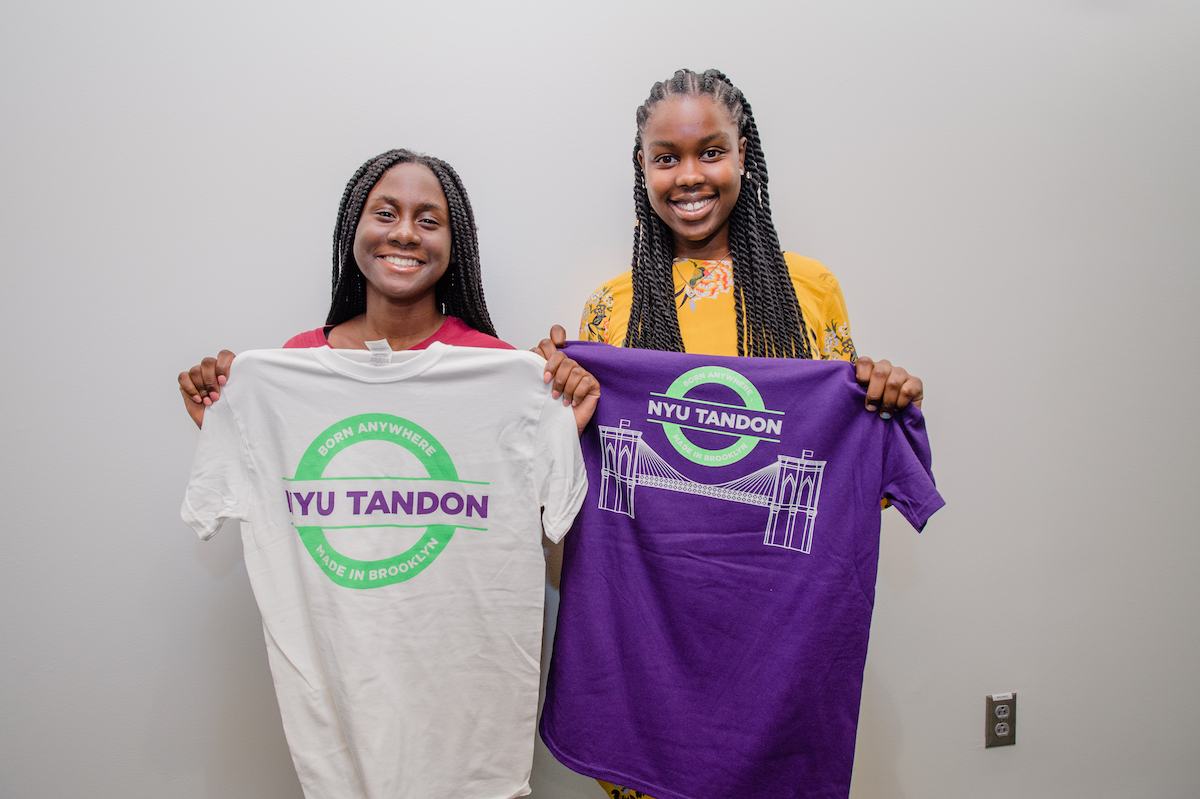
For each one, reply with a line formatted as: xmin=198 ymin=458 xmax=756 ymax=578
xmin=579 ymin=281 xmax=618 ymax=344
xmin=816 ymin=275 xmax=856 ymax=362
xmin=785 ymin=253 xmax=858 ymax=362
xmin=283 ymin=327 xmax=329 ymax=348
xmin=880 ymin=407 xmax=945 ymax=532
xmin=181 ymin=396 xmax=250 ymax=540
xmin=534 ymin=393 xmax=588 ymax=543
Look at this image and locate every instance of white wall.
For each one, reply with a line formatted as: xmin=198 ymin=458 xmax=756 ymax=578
xmin=2 ymin=1 xmax=1198 ymax=797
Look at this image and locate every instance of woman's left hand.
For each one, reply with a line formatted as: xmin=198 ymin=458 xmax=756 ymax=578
xmin=532 ymin=325 xmax=601 ymax=436
xmin=854 ymin=357 xmax=923 ymax=418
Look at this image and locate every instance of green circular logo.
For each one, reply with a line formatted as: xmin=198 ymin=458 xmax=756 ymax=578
xmin=291 ymin=413 xmax=459 ymax=588
xmin=661 ymin=366 xmax=767 ymax=466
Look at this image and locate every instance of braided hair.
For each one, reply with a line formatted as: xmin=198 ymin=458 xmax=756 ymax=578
xmin=625 ymin=69 xmax=812 ymax=358
xmin=325 ymin=149 xmax=498 ymax=337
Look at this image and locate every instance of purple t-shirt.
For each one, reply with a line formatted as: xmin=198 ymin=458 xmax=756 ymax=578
xmin=541 ymin=342 xmax=944 ymax=799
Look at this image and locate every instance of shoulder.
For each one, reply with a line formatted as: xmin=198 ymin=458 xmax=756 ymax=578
xmin=589 ymin=270 xmax=633 ymax=294
xmin=782 ymin=252 xmax=843 ymax=300
xmin=781 ymin=252 xmax=857 ymax=361
xmin=282 ymin=327 xmax=330 ymax=348
xmin=582 ymin=270 xmax=633 ymax=309
xmin=579 ymin=271 xmax=633 ymax=343
xmin=435 ymin=317 xmax=515 ymax=350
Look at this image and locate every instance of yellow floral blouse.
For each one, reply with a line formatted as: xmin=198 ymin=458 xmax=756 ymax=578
xmin=579 ymin=252 xmax=857 ymax=361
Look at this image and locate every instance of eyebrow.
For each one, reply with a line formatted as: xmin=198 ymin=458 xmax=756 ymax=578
xmin=648 ymin=132 xmax=732 ymax=149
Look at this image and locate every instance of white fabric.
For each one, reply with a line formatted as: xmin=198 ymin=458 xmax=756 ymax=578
xmin=181 ymin=344 xmax=587 ymax=799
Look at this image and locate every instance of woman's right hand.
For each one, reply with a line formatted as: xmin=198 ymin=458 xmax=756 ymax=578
xmin=532 ymin=325 xmax=600 ymax=437
xmin=178 ymin=350 xmax=236 ymax=428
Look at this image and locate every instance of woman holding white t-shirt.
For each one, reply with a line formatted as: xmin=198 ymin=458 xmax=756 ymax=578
xmin=178 ymin=148 xmax=599 ymax=433
xmin=180 ymin=148 xmax=598 ymax=799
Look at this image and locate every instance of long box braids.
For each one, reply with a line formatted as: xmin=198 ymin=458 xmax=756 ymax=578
xmin=326 ymin=149 xmax=498 ymax=338
xmin=625 ymin=69 xmax=813 ymax=359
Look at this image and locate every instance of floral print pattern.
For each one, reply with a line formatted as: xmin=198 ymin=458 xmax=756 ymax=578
xmin=821 ymin=321 xmax=856 ymax=361
xmin=674 ymin=258 xmax=733 ymax=312
xmin=580 ymin=283 xmax=616 ymax=341
xmin=577 ymin=254 xmax=854 ymax=360
xmin=598 ymin=781 xmax=651 ymax=799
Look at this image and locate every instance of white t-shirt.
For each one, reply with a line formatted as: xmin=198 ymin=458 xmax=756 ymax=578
xmin=181 ymin=344 xmax=587 ymax=799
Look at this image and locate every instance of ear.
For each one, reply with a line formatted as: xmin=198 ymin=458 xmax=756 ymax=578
xmin=637 ymin=148 xmax=645 ymax=172
xmin=738 ymin=137 xmax=747 ymax=171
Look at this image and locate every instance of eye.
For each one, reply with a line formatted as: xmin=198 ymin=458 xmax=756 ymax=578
xmin=701 ymin=148 xmax=725 ymax=159
xmin=375 ymin=209 xmax=396 ymax=220
xmin=653 ymin=154 xmax=678 ymax=165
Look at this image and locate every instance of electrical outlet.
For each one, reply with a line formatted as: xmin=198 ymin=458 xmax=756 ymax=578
xmin=985 ymin=693 xmax=1016 ymax=747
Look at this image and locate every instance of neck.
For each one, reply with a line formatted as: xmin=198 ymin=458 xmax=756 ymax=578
xmin=329 ymin=291 xmax=447 ymax=351
xmin=672 ymin=228 xmax=731 ymax=261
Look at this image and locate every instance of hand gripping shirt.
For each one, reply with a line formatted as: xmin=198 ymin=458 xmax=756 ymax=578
xmin=540 ymin=342 xmax=944 ymax=799
xmin=181 ymin=344 xmax=587 ymax=799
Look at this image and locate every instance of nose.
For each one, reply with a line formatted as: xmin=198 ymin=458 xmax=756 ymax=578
xmin=676 ymin=155 xmax=704 ymax=188
xmin=389 ymin=217 xmax=421 ymax=246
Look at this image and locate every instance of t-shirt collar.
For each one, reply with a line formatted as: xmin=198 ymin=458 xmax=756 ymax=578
xmin=313 ymin=341 xmax=449 ymax=382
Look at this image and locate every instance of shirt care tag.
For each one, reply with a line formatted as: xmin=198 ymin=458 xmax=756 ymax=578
xmin=365 ymin=339 xmax=393 ymax=367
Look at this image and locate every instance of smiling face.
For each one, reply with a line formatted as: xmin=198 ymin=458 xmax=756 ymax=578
xmin=638 ymin=95 xmax=747 ymax=260
xmin=352 ymin=162 xmax=452 ymax=310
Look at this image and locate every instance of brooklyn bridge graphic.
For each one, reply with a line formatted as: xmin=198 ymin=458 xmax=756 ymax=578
xmin=598 ymin=421 xmax=827 ymax=554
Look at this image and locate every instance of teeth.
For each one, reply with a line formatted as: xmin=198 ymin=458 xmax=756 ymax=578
xmin=383 ymin=256 xmax=421 ymax=267
xmin=676 ymin=198 xmax=713 ymax=213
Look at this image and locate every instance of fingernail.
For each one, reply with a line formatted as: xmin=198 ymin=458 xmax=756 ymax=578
xmin=218 ymin=376 xmax=227 ymax=386
xmin=880 ymin=412 xmax=892 ymax=420
xmin=544 ymin=373 xmax=552 ymax=384
xmin=203 ymin=397 xmax=212 ymax=406
xmin=866 ymin=404 xmax=877 ymax=412
xmin=191 ymin=395 xmax=201 ymax=403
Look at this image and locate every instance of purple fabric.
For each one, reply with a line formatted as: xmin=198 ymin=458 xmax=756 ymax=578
xmin=541 ymin=342 xmax=944 ymax=799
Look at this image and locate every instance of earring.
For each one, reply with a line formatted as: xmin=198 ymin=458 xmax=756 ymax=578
xmin=739 ymin=168 xmax=745 ymax=176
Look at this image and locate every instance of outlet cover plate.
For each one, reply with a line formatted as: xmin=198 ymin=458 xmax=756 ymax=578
xmin=986 ymin=692 xmax=1016 ymax=747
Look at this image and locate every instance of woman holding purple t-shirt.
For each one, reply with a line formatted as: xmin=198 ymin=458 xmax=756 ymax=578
xmin=537 ymin=68 xmax=927 ymax=799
